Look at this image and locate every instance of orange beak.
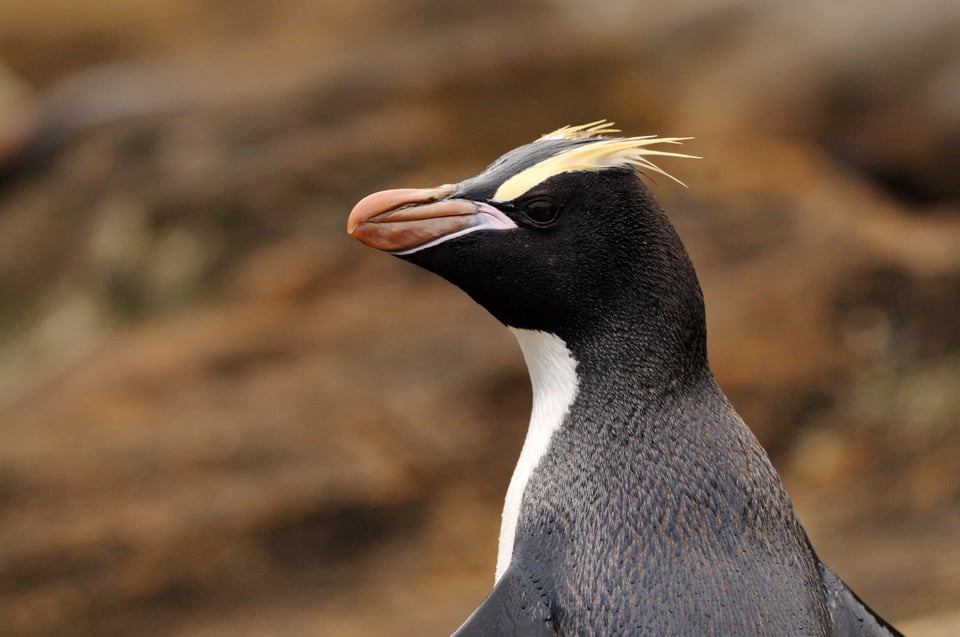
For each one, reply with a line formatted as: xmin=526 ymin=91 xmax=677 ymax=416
xmin=347 ymin=184 xmax=515 ymax=254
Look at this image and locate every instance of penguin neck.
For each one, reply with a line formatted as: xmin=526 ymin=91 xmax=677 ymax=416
xmin=565 ymin=314 xmax=711 ymax=398
xmin=495 ymin=320 xmax=714 ymax=583
xmin=497 ymin=328 xmax=580 ymax=582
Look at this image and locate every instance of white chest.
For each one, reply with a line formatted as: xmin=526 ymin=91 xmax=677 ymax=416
xmin=495 ymin=329 xmax=580 ymax=582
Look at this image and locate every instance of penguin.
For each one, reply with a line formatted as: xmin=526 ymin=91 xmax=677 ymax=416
xmin=347 ymin=121 xmax=903 ymax=636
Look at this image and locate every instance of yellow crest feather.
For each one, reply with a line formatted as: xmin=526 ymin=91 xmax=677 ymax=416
xmin=539 ymin=119 xmax=622 ymax=140
xmin=493 ymin=120 xmax=698 ymax=202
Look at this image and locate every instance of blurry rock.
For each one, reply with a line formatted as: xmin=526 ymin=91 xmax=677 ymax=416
xmin=626 ymin=0 xmax=960 ymax=205
xmin=0 ymin=61 xmax=35 ymax=172
xmin=900 ymin=610 xmax=960 ymax=637
xmin=224 ymin=239 xmax=354 ymax=305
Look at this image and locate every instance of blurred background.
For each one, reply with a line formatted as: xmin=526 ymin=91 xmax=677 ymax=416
xmin=1 ymin=1 xmax=958 ymax=635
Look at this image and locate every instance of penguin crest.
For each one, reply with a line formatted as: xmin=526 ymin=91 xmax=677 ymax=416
xmin=492 ymin=120 xmax=698 ymax=202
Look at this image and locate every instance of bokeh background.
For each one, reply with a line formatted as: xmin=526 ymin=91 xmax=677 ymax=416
xmin=1 ymin=1 xmax=959 ymax=635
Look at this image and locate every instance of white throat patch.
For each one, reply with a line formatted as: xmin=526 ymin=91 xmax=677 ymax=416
xmin=496 ymin=329 xmax=580 ymax=582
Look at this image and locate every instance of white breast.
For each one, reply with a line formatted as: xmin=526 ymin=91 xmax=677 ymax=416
xmin=496 ymin=328 xmax=580 ymax=582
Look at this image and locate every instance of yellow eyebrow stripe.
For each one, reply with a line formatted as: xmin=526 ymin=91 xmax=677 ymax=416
xmin=492 ymin=133 xmax=698 ymax=203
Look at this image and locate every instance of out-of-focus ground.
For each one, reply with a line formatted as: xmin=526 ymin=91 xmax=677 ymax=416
xmin=1 ymin=1 xmax=958 ymax=635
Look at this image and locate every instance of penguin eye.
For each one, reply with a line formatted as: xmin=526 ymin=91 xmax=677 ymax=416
xmin=523 ymin=199 xmax=559 ymax=225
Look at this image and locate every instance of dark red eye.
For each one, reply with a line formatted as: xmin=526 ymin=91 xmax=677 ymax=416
xmin=524 ymin=199 xmax=559 ymax=225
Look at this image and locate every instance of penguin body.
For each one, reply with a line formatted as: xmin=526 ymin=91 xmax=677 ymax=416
xmin=348 ymin=122 xmax=903 ymax=636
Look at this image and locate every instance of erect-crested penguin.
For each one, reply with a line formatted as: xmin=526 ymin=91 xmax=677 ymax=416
xmin=347 ymin=121 xmax=903 ymax=636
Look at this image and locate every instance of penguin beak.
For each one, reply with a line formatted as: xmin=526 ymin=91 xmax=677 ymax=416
xmin=348 ymin=185 xmax=516 ymax=254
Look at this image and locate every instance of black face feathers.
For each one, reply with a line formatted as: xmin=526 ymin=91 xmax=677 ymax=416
xmin=403 ymin=168 xmax=708 ymax=379
xmin=349 ymin=120 xmax=705 ymax=370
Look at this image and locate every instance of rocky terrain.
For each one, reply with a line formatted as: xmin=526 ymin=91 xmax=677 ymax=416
xmin=1 ymin=1 xmax=958 ymax=635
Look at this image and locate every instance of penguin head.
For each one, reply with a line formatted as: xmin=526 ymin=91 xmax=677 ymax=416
xmin=348 ymin=121 xmax=700 ymax=343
